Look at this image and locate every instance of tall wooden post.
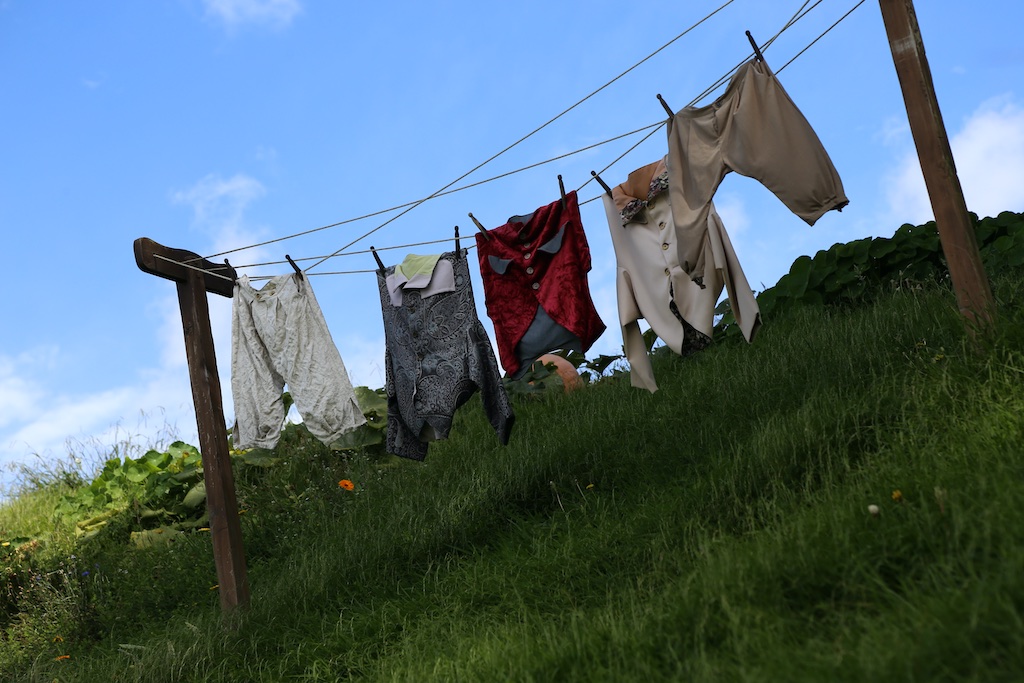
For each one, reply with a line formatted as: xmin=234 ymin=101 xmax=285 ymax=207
xmin=879 ymin=0 xmax=995 ymax=328
xmin=134 ymin=238 xmax=250 ymax=613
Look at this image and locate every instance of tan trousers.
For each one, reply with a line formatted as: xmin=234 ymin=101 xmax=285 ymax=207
xmin=666 ymin=59 xmax=849 ymax=283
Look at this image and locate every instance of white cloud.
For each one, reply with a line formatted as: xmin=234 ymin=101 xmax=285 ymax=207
xmin=0 ymin=355 xmax=196 ymax=481
xmin=173 ymin=172 xmax=266 ymax=239
xmin=0 ymin=348 xmax=56 ymax=430
xmin=201 ymin=0 xmax=302 ymax=30
xmin=876 ymin=116 xmax=910 ymax=147
xmin=1 ymin=173 xmax=279 ymax=486
xmin=885 ymin=95 xmax=1024 ymax=226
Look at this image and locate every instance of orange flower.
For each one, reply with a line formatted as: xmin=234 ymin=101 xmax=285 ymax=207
xmin=338 ymin=479 xmax=355 ymax=491
xmin=55 ymin=655 xmax=71 ymax=661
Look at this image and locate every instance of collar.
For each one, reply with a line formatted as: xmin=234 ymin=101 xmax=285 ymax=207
xmin=612 ymin=158 xmax=669 ymax=226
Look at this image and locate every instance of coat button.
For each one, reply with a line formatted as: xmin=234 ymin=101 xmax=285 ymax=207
xmin=659 ymin=221 xmax=666 ymax=228
xmin=664 ymin=268 xmax=670 ymax=276
xmin=526 ymin=266 xmax=534 ymax=275
xmin=661 ymin=243 xmax=669 ymax=250
xmin=524 ymin=252 xmax=532 ymax=260
xmin=532 ymin=282 xmax=540 ymax=290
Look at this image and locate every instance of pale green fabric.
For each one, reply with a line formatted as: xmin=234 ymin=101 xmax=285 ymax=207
xmin=395 ymin=253 xmax=443 ymax=280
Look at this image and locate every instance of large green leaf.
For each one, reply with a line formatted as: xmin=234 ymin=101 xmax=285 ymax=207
xmin=182 ymin=482 xmax=207 ymax=509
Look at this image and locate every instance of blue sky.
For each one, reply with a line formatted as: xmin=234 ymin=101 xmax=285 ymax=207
xmin=2 ymin=0 xmax=1022 ymax=484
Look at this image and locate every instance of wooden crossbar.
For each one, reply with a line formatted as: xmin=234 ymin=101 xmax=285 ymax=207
xmin=134 ymin=237 xmax=250 ymax=613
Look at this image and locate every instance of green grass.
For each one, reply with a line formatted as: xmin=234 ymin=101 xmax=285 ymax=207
xmin=3 ymin=272 xmax=1024 ymax=682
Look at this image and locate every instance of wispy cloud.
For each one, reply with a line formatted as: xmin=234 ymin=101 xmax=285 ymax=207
xmin=201 ymin=0 xmax=302 ymax=30
xmin=884 ymin=95 xmax=1024 ymax=226
xmin=1 ymin=173 xmax=276 ymax=483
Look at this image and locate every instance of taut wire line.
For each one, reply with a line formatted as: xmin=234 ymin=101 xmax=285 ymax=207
xmin=246 ymin=244 xmax=482 ymax=281
xmin=153 ymin=254 xmax=234 ymax=282
xmin=575 ymin=0 xmax=835 ymax=198
xmin=174 ymin=0 xmax=864 ymax=281
xmin=777 ymin=0 xmax=866 ymax=74
xmin=197 ymin=121 xmax=664 ymax=264
xmin=295 ymin=0 xmax=742 ymax=275
xmin=236 ymin=236 xmax=461 ymax=269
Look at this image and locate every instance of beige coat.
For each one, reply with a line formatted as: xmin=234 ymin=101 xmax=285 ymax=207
xmin=602 ymin=158 xmax=761 ymax=393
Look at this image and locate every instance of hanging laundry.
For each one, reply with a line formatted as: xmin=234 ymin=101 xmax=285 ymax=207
xmin=385 ymin=253 xmax=455 ymax=306
xmin=231 ymin=273 xmax=366 ymax=450
xmin=474 ymin=190 xmax=606 ymax=378
xmin=666 ymin=58 xmax=849 ymax=286
xmin=376 ymin=250 xmax=515 ymax=460
xmin=601 ymin=157 xmax=761 ymax=393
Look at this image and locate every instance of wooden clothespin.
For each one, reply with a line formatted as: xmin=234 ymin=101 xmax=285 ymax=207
xmin=370 ymin=246 xmax=386 ymax=271
xmin=468 ymin=212 xmax=490 ymax=240
xmin=746 ymin=30 xmax=766 ymax=65
xmin=558 ymin=175 xmax=567 ymax=210
xmin=454 ymin=225 xmax=461 ymax=254
xmin=591 ymin=171 xmax=613 ymax=198
xmin=656 ymin=94 xmax=674 ymax=119
xmin=285 ymin=254 xmax=303 ymax=280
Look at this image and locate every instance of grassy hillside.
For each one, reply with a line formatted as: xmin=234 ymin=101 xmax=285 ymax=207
xmin=3 ymin=240 xmax=1024 ymax=680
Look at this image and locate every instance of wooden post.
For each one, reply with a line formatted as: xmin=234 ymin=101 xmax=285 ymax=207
xmin=879 ymin=0 xmax=995 ymax=329
xmin=134 ymin=237 xmax=250 ymax=613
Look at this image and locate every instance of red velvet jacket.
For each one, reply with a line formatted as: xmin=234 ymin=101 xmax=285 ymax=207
xmin=475 ymin=190 xmax=606 ymax=376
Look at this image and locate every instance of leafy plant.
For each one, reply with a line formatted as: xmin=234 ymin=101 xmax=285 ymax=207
xmin=715 ymin=210 xmax=1024 ymax=340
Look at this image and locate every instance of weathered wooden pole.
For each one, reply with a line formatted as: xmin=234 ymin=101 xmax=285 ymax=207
xmin=134 ymin=237 xmax=250 ymax=613
xmin=879 ymin=0 xmax=995 ymax=329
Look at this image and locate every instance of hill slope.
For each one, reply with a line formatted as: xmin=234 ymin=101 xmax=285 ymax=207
xmin=3 ymin=263 xmax=1024 ymax=681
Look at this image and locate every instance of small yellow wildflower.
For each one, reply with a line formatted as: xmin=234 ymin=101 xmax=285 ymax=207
xmin=585 ymin=484 xmax=595 ymax=490
xmin=338 ymin=479 xmax=355 ymax=491
xmin=891 ymin=489 xmax=903 ymax=503
xmin=209 ymin=584 xmax=219 ymax=591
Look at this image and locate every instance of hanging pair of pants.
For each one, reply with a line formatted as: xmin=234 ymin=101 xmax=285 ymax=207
xmin=666 ymin=59 xmax=849 ymax=284
xmin=231 ymin=273 xmax=365 ymax=450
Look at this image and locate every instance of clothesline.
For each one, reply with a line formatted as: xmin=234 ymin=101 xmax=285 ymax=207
xmin=300 ymin=0 xmax=822 ymax=270
xmin=192 ymin=0 xmax=742 ymax=268
xmin=200 ymin=120 xmax=666 ymax=266
xmin=245 ymin=240 xmax=481 ymax=280
xmin=168 ymin=0 xmax=860 ymax=282
xmin=299 ymin=0 xmax=750 ymax=277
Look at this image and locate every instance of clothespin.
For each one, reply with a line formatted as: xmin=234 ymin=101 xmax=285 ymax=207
xmin=370 ymin=246 xmax=386 ymax=271
xmin=591 ymin=171 xmax=613 ymax=198
xmin=746 ymin=30 xmax=766 ymax=65
xmin=468 ymin=212 xmax=490 ymax=240
xmin=223 ymin=258 xmax=237 ymax=283
xmin=656 ymin=94 xmax=674 ymax=119
xmin=558 ymin=175 xmax=567 ymax=210
xmin=285 ymin=254 xmax=303 ymax=280
xmin=454 ymin=225 xmax=461 ymax=254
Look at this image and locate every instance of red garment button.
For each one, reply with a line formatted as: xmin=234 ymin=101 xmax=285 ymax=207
xmin=531 ymin=282 xmax=540 ymax=290
xmin=524 ymin=252 xmax=532 ymax=260
xmin=526 ymin=266 xmax=534 ymax=275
